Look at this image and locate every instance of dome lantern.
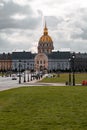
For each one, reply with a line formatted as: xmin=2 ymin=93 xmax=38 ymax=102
xmin=44 ymin=22 xmax=48 ymax=35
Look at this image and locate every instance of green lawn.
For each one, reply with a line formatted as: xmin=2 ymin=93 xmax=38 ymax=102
xmin=0 ymin=86 xmax=87 ymax=130
xmin=40 ymin=73 xmax=87 ymax=84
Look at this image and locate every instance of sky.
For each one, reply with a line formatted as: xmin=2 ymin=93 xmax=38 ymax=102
xmin=0 ymin=0 xmax=87 ymax=53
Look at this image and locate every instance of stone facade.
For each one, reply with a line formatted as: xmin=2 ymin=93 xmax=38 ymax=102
xmin=34 ymin=53 xmax=48 ymax=72
xmin=0 ymin=53 xmax=12 ymax=71
xmin=11 ymin=52 xmax=35 ymax=72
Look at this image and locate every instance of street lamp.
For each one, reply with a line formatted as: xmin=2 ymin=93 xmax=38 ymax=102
xmin=19 ymin=60 xmax=21 ymax=84
xmin=27 ymin=67 xmax=29 ymax=82
xmin=31 ymin=72 xmax=32 ymax=81
xmin=57 ymin=63 xmax=60 ymax=77
xmin=28 ymin=71 xmax=29 ymax=82
xmin=72 ymin=55 xmax=75 ymax=86
xmin=69 ymin=58 xmax=71 ymax=85
xmin=24 ymin=61 xmax=26 ymax=82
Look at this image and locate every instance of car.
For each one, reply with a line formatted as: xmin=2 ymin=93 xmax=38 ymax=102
xmin=12 ymin=74 xmax=17 ymax=80
xmin=46 ymin=74 xmax=53 ymax=78
xmin=12 ymin=76 xmax=17 ymax=80
xmin=17 ymin=73 xmax=22 ymax=77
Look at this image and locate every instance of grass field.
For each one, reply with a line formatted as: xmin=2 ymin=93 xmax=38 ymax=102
xmin=0 ymin=86 xmax=87 ymax=130
xmin=40 ymin=73 xmax=87 ymax=84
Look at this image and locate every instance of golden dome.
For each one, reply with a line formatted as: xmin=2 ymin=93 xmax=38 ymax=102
xmin=38 ymin=22 xmax=54 ymax=53
xmin=39 ymin=35 xmax=53 ymax=43
xmin=39 ymin=22 xmax=53 ymax=43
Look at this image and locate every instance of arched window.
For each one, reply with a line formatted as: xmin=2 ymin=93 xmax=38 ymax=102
xmin=40 ymin=60 xmax=42 ymax=64
xmin=37 ymin=61 xmax=39 ymax=64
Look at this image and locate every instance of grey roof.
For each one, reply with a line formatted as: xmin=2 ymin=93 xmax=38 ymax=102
xmin=75 ymin=53 xmax=87 ymax=59
xmin=12 ymin=51 xmax=36 ymax=60
xmin=0 ymin=51 xmax=87 ymax=61
xmin=47 ymin=51 xmax=71 ymax=59
xmin=0 ymin=53 xmax=11 ymax=60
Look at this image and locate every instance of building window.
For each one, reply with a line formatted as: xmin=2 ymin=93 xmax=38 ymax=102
xmin=47 ymin=49 xmax=49 ymax=52
xmin=40 ymin=60 xmax=42 ymax=64
xmin=37 ymin=61 xmax=39 ymax=64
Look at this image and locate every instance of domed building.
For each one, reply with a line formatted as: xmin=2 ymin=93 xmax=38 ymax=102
xmin=38 ymin=22 xmax=54 ymax=54
xmin=0 ymin=22 xmax=71 ymax=73
xmin=34 ymin=22 xmax=71 ymax=72
xmin=35 ymin=23 xmax=54 ymax=72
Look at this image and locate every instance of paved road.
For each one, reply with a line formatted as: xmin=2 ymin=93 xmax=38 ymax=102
xmin=0 ymin=75 xmax=65 ymax=91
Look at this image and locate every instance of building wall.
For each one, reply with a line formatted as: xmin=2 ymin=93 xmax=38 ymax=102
xmin=0 ymin=60 xmax=12 ymax=71
xmin=0 ymin=53 xmax=12 ymax=71
xmin=12 ymin=59 xmax=34 ymax=71
xmin=0 ymin=52 xmax=87 ymax=72
xmin=34 ymin=53 xmax=48 ymax=72
xmin=48 ymin=59 xmax=70 ymax=71
xmin=74 ymin=58 xmax=87 ymax=72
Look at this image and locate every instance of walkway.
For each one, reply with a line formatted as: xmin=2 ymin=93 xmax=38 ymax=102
xmin=0 ymin=75 xmax=66 ymax=91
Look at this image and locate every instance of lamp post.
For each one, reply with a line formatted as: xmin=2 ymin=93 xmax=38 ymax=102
xmin=19 ymin=60 xmax=21 ymax=84
xmin=69 ymin=58 xmax=71 ymax=85
xmin=72 ymin=55 xmax=75 ymax=86
xmin=57 ymin=63 xmax=60 ymax=77
xmin=24 ymin=61 xmax=26 ymax=82
xmin=31 ymin=72 xmax=32 ymax=81
xmin=27 ymin=67 xmax=29 ymax=82
xmin=27 ymin=70 xmax=29 ymax=82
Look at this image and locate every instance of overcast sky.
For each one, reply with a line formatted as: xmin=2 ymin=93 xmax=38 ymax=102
xmin=0 ymin=0 xmax=87 ymax=53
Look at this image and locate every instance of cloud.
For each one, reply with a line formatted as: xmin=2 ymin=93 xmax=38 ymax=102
xmin=0 ymin=0 xmax=87 ymax=53
xmin=0 ymin=35 xmax=14 ymax=52
xmin=0 ymin=0 xmax=42 ymax=29
xmin=0 ymin=29 xmax=39 ymax=53
xmin=44 ymin=16 xmax=63 ymax=30
xmin=0 ymin=0 xmax=42 ymax=53
xmin=45 ymin=7 xmax=87 ymax=53
xmin=67 ymin=8 xmax=87 ymax=40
